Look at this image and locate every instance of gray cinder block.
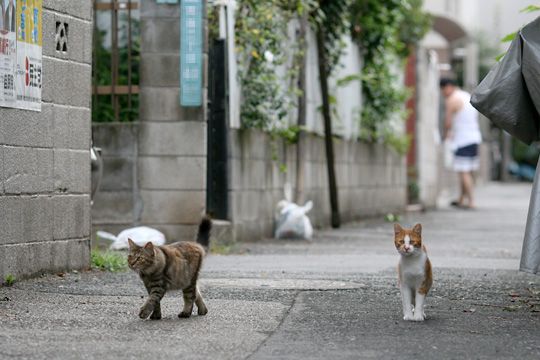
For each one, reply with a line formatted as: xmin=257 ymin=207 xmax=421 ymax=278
xmin=53 ymin=195 xmax=91 ymax=240
xmin=4 ymin=147 xmax=54 ymax=194
xmin=138 ymin=122 xmax=206 ymax=156
xmin=53 ymin=105 xmax=91 ymax=150
xmin=43 ymin=0 xmax=93 ymax=21
xmin=139 ymin=190 xmax=205 ymax=224
xmin=139 ymin=156 xmax=206 ymax=191
xmin=54 ymin=149 xmax=91 ymax=193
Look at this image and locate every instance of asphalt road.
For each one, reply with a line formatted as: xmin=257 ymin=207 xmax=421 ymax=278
xmin=0 ymin=183 xmax=538 ymax=359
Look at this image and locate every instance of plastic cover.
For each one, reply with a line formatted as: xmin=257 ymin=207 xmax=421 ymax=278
xmin=471 ymin=18 xmax=540 ymax=145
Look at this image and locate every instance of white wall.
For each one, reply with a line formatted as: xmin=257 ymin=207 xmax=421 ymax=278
xmin=423 ymin=0 xmax=478 ymax=31
xmin=328 ymin=36 xmax=363 ymax=140
xmin=425 ymin=0 xmax=539 ymax=48
xmin=297 ymin=29 xmax=364 ymax=139
xmin=474 ymin=0 xmax=540 ymax=51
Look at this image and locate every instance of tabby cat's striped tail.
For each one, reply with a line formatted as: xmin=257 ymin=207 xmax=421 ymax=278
xmin=197 ymin=216 xmax=212 ymax=248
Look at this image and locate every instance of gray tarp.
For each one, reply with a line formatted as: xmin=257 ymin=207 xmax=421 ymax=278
xmin=471 ymin=17 xmax=540 ymax=274
xmin=522 ymin=156 xmax=540 ymax=274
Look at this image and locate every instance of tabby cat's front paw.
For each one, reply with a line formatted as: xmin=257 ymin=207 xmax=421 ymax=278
xmin=139 ymin=304 xmax=154 ymax=319
xmin=198 ymin=306 xmax=208 ymax=316
xmin=150 ymin=311 xmax=162 ymax=320
xmin=178 ymin=311 xmax=192 ymax=318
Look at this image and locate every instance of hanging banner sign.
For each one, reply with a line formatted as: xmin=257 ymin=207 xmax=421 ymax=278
xmin=15 ymin=0 xmax=42 ymax=111
xmin=180 ymin=0 xmax=203 ymax=107
xmin=0 ymin=0 xmax=17 ymax=107
xmin=0 ymin=0 xmax=41 ymax=111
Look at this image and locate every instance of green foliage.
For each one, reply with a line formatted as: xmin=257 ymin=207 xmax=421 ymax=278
xmin=384 ymin=213 xmax=401 ymax=222
xmin=209 ymin=242 xmax=236 ymax=255
xmin=3 ymin=274 xmax=15 ymax=287
xmin=407 ymin=179 xmax=420 ymax=203
xmin=210 ymin=0 xmax=428 ymax=155
xmin=512 ymin=138 xmax=540 ymax=167
xmin=272 ymin=125 xmax=302 ymax=145
xmin=521 ymin=4 xmax=540 ymax=13
xmin=497 ymin=4 xmax=540 ymax=61
xmin=91 ymin=250 xmax=127 ymax=272
xmin=233 ymin=0 xmax=301 ymax=131
xmin=350 ymin=0 xmax=430 ymax=154
xmin=501 ymin=31 xmax=518 ymax=43
xmin=358 ymin=59 xmax=410 ymax=140
xmin=351 ymin=0 xmax=431 ymax=61
xmin=92 ymin=16 xmax=140 ymax=122
xmin=211 ymin=0 xmax=350 ymax=135
xmin=312 ymin=0 xmax=353 ymax=75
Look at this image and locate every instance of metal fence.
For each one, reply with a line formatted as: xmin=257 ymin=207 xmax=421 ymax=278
xmin=92 ymin=0 xmax=139 ymax=122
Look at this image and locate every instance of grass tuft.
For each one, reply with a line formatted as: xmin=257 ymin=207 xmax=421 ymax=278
xmin=91 ymin=250 xmax=128 ymax=272
xmin=3 ymin=274 xmax=16 ymax=286
xmin=209 ymin=242 xmax=240 ymax=255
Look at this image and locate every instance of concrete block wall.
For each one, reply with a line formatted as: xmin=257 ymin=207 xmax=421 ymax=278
xmin=228 ymin=129 xmax=407 ymax=242
xmin=0 ymin=1 xmax=92 ymax=280
xmin=137 ymin=1 xmax=208 ymax=242
xmin=91 ymin=124 xmax=140 ymax=238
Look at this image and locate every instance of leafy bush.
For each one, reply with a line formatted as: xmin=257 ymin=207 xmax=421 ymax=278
xmin=351 ymin=0 xmax=431 ymax=154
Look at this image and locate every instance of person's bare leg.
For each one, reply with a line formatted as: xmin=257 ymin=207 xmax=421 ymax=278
xmin=462 ymin=171 xmax=475 ymax=208
xmin=457 ymin=172 xmax=466 ymax=206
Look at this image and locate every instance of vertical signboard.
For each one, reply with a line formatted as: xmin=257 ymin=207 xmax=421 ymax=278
xmin=0 ymin=0 xmax=17 ymax=107
xmin=180 ymin=0 xmax=203 ymax=107
xmin=16 ymin=0 xmax=42 ymax=111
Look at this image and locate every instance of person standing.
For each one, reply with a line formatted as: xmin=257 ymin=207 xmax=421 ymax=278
xmin=440 ymin=78 xmax=482 ymax=209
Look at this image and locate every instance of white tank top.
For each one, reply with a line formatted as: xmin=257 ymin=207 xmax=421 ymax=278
xmin=452 ymin=90 xmax=482 ymax=148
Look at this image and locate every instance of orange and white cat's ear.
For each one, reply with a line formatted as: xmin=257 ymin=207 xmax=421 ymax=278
xmin=394 ymin=223 xmax=403 ymax=235
xmin=413 ymin=223 xmax=422 ymax=235
xmin=127 ymin=238 xmax=137 ymax=249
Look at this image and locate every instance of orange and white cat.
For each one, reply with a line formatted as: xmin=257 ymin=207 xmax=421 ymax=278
xmin=394 ymin=223 xmax=433 ymax=321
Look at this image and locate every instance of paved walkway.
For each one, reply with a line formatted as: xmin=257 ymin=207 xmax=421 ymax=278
xmin=0 ymin=183 xmax=539 ymax=359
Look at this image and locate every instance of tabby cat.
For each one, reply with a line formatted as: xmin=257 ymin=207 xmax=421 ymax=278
xmin=128 ymin=217 xmax=212 ymax=320
xmin=394 ymin=223 xmax=433 ymax=321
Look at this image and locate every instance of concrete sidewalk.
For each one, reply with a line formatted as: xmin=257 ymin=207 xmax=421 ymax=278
xmin=0 ymin=183 xmax=539 ymax=359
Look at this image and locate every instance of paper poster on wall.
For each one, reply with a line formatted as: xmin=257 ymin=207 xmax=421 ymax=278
xmin=15 ymin=0 xmax=42 ymax=111
xmin=0 ymin=0 xmax=17 ymax=107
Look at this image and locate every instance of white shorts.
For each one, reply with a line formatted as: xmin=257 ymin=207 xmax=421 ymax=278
xmin=453 ymin=156 xmax=480 ymax=172
xmin=453 ymin=144 xmax=480 ymax=172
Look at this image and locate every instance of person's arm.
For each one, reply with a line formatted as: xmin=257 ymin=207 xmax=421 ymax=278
xmin=444 ymin=95 xmax=462 ymax=139
xmin=444 ymin=98 xmax=454 ymax=140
